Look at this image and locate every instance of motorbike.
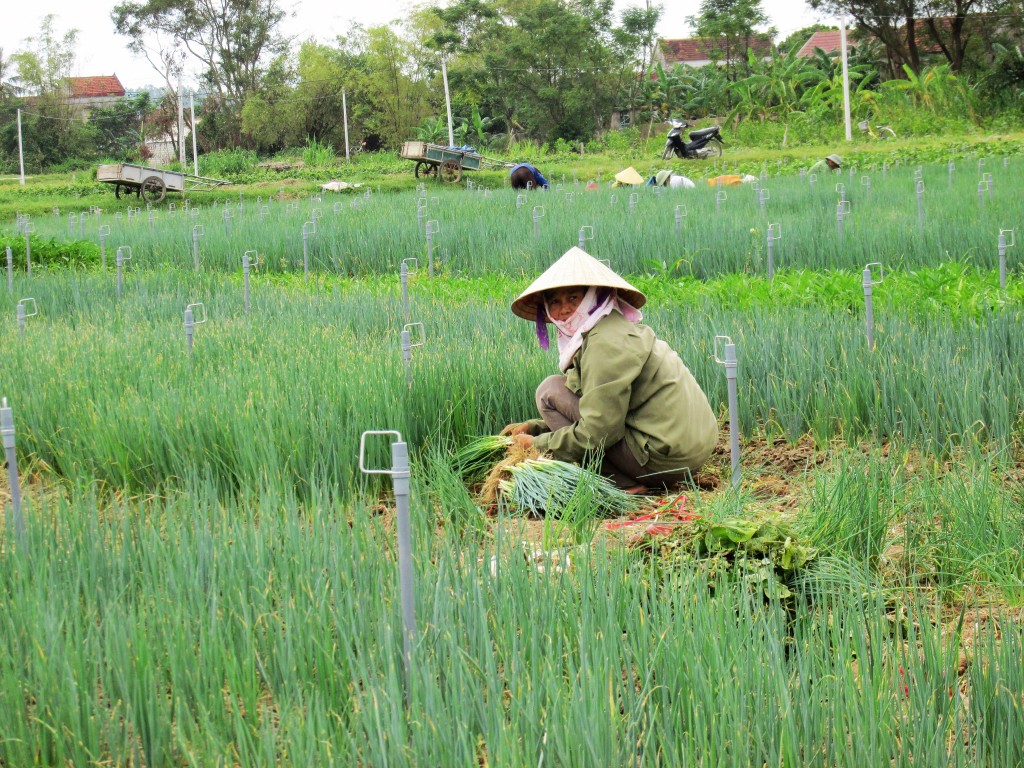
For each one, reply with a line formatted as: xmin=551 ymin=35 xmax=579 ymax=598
xmin=662 ymin=118 xmax=725 ymax=160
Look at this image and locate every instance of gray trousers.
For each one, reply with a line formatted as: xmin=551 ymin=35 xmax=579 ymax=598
xmin=535 ymin=375 xmax=693 ymax=490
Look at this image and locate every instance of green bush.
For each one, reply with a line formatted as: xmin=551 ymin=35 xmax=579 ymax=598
xmin=199 ymin=148 xmax=260 ymax=178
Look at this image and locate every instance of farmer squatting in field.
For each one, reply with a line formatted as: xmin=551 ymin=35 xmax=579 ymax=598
xmin=502 ymin=247 xmax=719 ymax=494
xmin=509 ymin=163 xmax=548 ymax=189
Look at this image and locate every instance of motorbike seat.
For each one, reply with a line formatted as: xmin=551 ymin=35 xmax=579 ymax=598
xmin=688 ymin=126 xmax=720 ymax=140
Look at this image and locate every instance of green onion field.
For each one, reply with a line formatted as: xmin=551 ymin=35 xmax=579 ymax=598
xmin=1 ymin=152 xmax=1022 ymax=766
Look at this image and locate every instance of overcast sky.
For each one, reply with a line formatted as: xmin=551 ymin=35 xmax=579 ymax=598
xmin=2 ymin=0 xmax=832 ymax=89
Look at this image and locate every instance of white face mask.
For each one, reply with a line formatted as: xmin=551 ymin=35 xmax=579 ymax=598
xmin=545 ymin=286 xmax=600 ymax=338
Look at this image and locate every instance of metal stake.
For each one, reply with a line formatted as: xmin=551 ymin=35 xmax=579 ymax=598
xmin=359 ymin=430 xmax=417 ymax=705
xmin=862 ymin=263 xmax=883 ymax=349
xmin=5 ymin=246 xmax=11 ymax=291
xmin=714 ymin=336 xmax=741 ymax=489
xmin=1 ymin=398 xmax=25 ymax=539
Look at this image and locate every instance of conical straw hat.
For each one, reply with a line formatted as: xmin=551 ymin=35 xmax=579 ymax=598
xmin=614 ymin=166 xmax=644 ymax=185
xmin=511 ymin=247 xmax=647 ymax=320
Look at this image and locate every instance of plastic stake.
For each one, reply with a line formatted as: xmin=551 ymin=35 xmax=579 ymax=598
xmin=23 ymin=222 xmax=34 ymax=276
xmin=115 ymin=246 xmax=132 ymax=299
xmin=1 ymin=398 xmax=25 ymax=539
xmin=358 ymin=430 xmax=417 ymax=705
xmin=916 ymin=180 xmax=925 ymax=228
xmin=401 ymin=322 xmax=425 ymax=388
xmin=675 ymin=205 xmax=686 ymax=237
xmin=302 ymin=220 xmax=316 ymax=280
xmin=243 ymin=251 xmax=257 ymax=313
xmin=5 ymin=246 xmax=11 ymax=291
xmin=400 ymin=258 xmax=418 ymax=321
xmin=999 ymin=229 xmax=1015 ymax=290
xmin=532 ymin=205 xmax=544 ymax=237
xmin=98 ymin=225 xmax=110 ymax=269
xmin=184 ymin=302 xmax=206 ymax=356
xmin=192 ymin=224 xmax=204 ymax=271
xmin=714 ymin=336 xmax=741 ymax=489
xmin=425 ymin=220 xmax=439 ymax=279
xmin=766 ymin=223 xmax=781 ymax=281
xmin=862 ymin=263 xmax=883 ymax=349
xmin=578 ymin=225 xmax=593 ymax=251
xmin=17 ymin=298 xmax=37 ymax=338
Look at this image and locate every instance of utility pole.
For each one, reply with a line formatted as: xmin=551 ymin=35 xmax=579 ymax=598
xmin=177 ymin=76 xmax=186 ymax=166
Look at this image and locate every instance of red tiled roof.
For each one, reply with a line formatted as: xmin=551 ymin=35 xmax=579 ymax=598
xmin=661 ymin=36 xmax=773 ymax=65
xmin=796 ymin=30 xmax=860 ymax=58
xmin=69 ymin=75 xmax=126 ymax=99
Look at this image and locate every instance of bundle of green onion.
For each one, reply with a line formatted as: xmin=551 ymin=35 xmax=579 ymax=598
xmin=498 ymin=457 xmax=646 ymax=518
xmin=450 ymin=435 xmax=514 ymax=484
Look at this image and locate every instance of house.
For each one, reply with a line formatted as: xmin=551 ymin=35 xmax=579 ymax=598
xmin=67 ymin=75 xmax=126 ymax=118
xmin=657 ymin=36 xmax=774 ymax=68
xmin=796 ymin=30 xmax=859 ymax=58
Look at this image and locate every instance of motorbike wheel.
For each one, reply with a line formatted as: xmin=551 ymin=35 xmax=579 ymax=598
xmin=662 ymin=145 xmax=674 ymax=161
xmin=706 ymin=142 xmax=722 ymax=158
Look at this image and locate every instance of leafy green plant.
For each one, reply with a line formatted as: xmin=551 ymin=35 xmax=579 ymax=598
xmin=301 ymin=136 xmax=336 ymax=168
xmin=655 ymin=512 xmax=818 ymax=599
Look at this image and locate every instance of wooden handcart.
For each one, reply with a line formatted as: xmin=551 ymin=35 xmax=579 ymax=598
xmin=96 ymin=163 xmax=232 ymax=203
xmin=400 ymin=142 xmax=512 ymax=183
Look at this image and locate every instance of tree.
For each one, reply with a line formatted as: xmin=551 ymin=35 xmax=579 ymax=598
xmin=8 ymin=16 xmax=88 ymax=167
xmin=86 ymin=92 xmax=152 ymax=159
xmin=0 ymin=48 xmax=21 ymax=102
xmin=610 ymin=1 xmax=663 ymax=128
xmin=807 ymin=0 xmax=998 ymax=75
xmin=686 ymin=0 xmax=776 ymax=81
xmin=112 ymin=0 xmax=290 ymax=145
xmin=417 ymin=0 xmax=641 ymax=144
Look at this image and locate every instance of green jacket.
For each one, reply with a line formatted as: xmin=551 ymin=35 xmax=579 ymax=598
xmin=530 ymin=312 xmax=718 ymax=473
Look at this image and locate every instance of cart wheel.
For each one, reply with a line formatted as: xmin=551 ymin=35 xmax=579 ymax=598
xmin=440 ymin=160 xmax=462 ymax=184
xmin=141 ymin=175 xmax=167 ymax=203
xmin=114 ymin=183 xmax=127 ymax=200
xmin=414 ymin=161 xmax=437 ymax=179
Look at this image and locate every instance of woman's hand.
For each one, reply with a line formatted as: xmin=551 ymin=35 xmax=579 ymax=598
xmin=500 ymin=423 xmax=533 ymax=437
